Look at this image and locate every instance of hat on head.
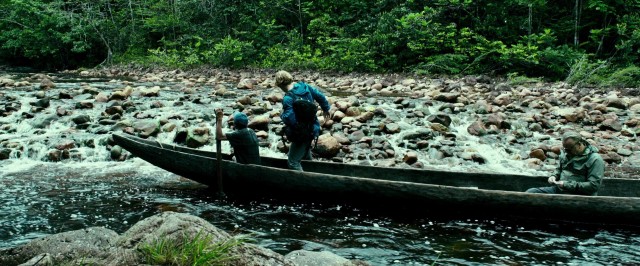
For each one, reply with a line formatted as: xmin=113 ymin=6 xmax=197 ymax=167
xmin=233 ymin=112 xmax=248 ymax=129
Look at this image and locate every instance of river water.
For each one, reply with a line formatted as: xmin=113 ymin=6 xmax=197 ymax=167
xmin=1 ymin=71 xmax=639 ymax=265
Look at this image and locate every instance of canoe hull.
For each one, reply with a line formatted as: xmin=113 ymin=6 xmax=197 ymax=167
xmin=113 ymin=133 xmax=640 ymax=224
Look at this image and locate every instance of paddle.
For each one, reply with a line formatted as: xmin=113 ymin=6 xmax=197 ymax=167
xmin=216 ymin=134 xmax=223 ymax=194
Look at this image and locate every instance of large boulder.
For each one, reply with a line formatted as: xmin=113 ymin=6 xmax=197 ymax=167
xmin=314 ymin=134 xmax=341 ymax=158
xmin=0 ymin=227 xmax=127 ymax=266
xmin=117 ymin=212 xmax=293 ymax=266
xmin=0 ymin=212 xmax=304 ymax=266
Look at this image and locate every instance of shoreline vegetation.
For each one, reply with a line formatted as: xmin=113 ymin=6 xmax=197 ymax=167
xmin=1 ymin=1 xmax=640 ymax=88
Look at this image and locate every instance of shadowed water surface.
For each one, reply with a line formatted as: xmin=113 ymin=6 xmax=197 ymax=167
xmin=1 ymin=161 xmax=639 ymax=265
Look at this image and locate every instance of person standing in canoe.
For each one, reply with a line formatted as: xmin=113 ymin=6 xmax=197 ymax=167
xmin=275 ymin=70 xmax=330 ymax=171
xmin=526 ymin=134 xmax=604 ymax=195
xmin=215 ymin=109 xmax=261 ymax=165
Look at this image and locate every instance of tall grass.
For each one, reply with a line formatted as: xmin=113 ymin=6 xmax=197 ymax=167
xmin=138 ymin=231 xmax=244 ymax=266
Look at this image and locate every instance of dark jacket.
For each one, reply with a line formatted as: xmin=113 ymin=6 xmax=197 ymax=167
xmin=554 ymin=145 xmax=604 ymax=195
xmin=280 ymin=82 xmax=330 ymax=138
xmin=225 ymin=128 xmax=261 ymax=165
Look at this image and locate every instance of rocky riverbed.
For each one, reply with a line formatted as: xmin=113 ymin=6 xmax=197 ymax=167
xmin=1 ymin=65 xmax=638 ymax=177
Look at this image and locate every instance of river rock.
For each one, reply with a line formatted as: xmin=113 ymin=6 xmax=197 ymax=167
xmin=186 ymin=127 xmax=210 ymax=148
xmin=529 ymin=148 xmax=547 ymax=161
xmin=0 ymin=78 xmax=15 ymax=87
xmin=30 ymin=98 xmax=50 ymax=108
xmin=94 ymin=92 xmax=108 ymax=103
xmin=332 ymin=110 xmax=346 ymax=121
xmin=434 ymin=92 xmax=460 ymax=103
xmin=248 ymin=115 xmax=270 ymax=131
xmin=606 ymin=97 xmax=627 ymax=109
xmin=345 ymin=107 xmax=361 ymax=117
xmin=430 ymin=123 xmax=448 ymax=133
xmin=55 ymin=107 xmax=69 ymax=116
xmin=355 ymin=112 xmax=374 ymax=123
xmin=285 ymin=250 xmax=365 ymax=266
xmin=75 ymin=100 xmax=94 ymax=109
xmin=237 ymin=79 xmax=255 ymax=90
xmin=348 ymin=130 xmax=365 ymax=142
xmin=139 ymin=86 xmax=161 ymax=97
xmin=0 ymin=148 xmax=10 ymax=160
xmin=492 ymin=93 xmax=512 ymax=106
xmin=427 ymin=114 xmax=452 ymax=127
xmin=0 ymin=227 xmax=123 ymax=266
xmin=313 ymin=134 xmax=341 ymax=158
xmin=39 ymin=78 xmax=55 ymax=89
xmin=110 ymin=145 xmax=123 ymax=160
xmin=133 ymin=119 xmax=160 ymax=138
xmin=335 ymin=101 xmax=350 ymax=112
xmin=54 ymin=140 xmax=75 ymax=150
xmin=161 ymin=122 xmax=176 ymax=132
xmin=618 ymin=148 xmax=633 ymax=157
xmin=601 ymin=151 xmax=623 ymax=164
xmin=403 ymin=151 xmax=418 ymax=164
xmin=472 ymin=99 xmax=492 ymax=114
xmin=600 ymin=119 xmax=622 ymax=132
xmin=72 ymin=114 xmax=91 ymax=125
xmin=383 ymin=123 xmax=401 ymax=134
xmin=238 ymin=95 xmax=253 ymax=105
xmin=104 ymin=106 xmax=124 ymax=116
xmin=109 ymin=91 xmax=128 ymax=101
xmin=467 ymin=121 xmax=487 ymax=136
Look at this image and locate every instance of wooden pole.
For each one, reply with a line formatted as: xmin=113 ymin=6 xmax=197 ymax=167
xmin=216 ymin=137 xmax=223 ymax=195
xmin=214 ymin=110 xmax=225 ymax=196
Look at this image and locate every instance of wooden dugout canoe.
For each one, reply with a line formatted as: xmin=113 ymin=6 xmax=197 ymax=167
xmin=112 ymin=133 xmax=640 ymax=224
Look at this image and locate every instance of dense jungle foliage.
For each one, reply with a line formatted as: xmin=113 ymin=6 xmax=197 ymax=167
xmin=1 ymin=0 xmax=639 ymax=86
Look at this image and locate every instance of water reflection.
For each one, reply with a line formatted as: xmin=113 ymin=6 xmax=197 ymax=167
xmin=1 ymin=162 xmax=639 ymax=265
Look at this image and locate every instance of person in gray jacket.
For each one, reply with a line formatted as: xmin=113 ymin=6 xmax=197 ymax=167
xmin=526 ymin=134 xmax=604 ymax=195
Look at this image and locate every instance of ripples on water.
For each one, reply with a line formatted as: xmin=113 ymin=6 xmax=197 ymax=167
xmin=1 ymin=162 xmax=639 ymax=265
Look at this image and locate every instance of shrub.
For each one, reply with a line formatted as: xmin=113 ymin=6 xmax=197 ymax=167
xmin=204 ymin=36 xmax=256 ymax=68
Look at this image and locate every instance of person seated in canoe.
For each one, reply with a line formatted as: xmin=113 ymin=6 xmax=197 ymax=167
xmin=215 ymin=109 xmax=261 ymax=165
xmin=526 ymin=134 xmax=604 ymax=195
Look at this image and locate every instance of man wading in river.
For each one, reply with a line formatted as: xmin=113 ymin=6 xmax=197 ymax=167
xmin=526 ymin=134 xmax=604 ymax=195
